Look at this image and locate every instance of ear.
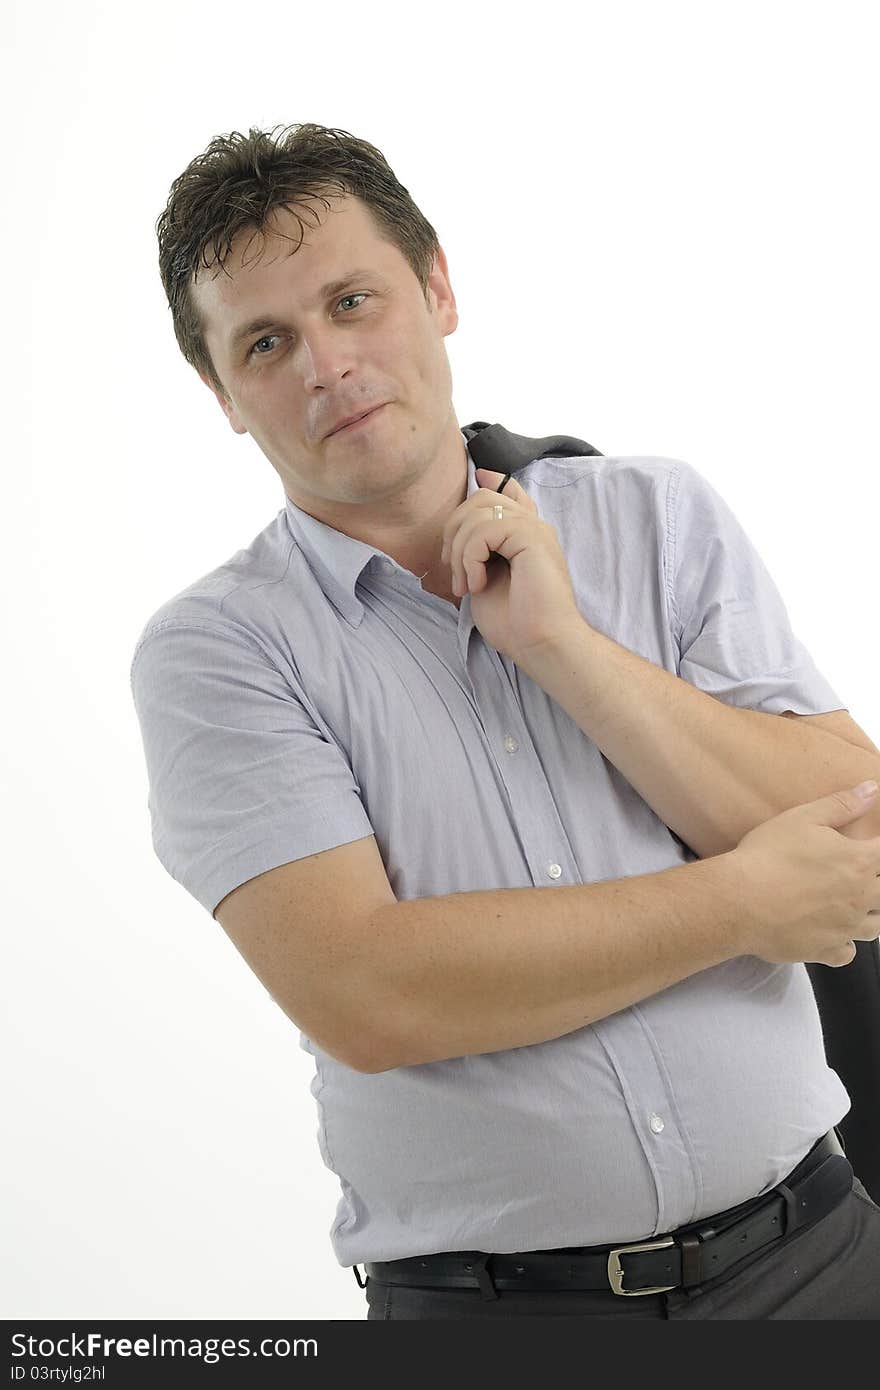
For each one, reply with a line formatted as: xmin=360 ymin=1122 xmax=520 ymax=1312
xmin=197 ymin=369 xmax=248 ymax=436
xmin=425 ymin=245 xmax=458 ymax=336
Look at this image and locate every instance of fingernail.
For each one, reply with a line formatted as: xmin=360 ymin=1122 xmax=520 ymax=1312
xmin=854 ymin=779 xmax=878 ymax=797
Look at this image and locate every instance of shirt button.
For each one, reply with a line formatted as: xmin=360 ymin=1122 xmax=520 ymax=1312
xmin=547 ymin=863 xmax=562 ymax=879
xmin=383 ymin=559 xmax=395 ymax=571
xmin=504 ymin=736 xmax=519 ymax=753
xmin=649 ymin=1113 xmax=665 ymax=1134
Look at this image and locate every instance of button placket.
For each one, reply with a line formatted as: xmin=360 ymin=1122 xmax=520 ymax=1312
xmin=468 ymin=640 xmax=576 ymax=892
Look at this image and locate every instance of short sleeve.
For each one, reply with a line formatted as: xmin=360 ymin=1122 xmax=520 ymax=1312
xmin=129 ymin=620 xmax=375 ymax=917
xmin=667 ymin=461 xmax=846 ymax=715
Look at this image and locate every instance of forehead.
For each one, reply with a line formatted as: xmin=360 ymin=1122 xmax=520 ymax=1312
xmin=191 ymin=196 xmax=398 ymax=340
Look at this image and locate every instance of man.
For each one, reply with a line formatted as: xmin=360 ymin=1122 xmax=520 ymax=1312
xmin=131 ymin=123 xmax=880 ymax=1319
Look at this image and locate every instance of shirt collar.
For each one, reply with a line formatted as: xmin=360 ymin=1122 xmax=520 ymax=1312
xmin=282 ymin=429 xmax=479 ymax=628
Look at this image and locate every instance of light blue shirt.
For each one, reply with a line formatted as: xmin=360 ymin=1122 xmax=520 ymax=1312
xmin=130 ymin=428 xmax=849 ymax=1266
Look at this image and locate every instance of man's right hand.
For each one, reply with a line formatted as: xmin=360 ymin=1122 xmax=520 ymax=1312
xmin=731 ymin=783 xmax=880 ymax=967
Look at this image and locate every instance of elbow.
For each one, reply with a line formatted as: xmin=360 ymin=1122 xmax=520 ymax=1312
xmin=296 ymin=1033 xmax=397 ymax=1074
xmin=355 ymin=1019 xmax=432 ymax=1072
xmin=337 ymin=1019 xmax=408 ymax=1074
xmin=359 ymin=1030 xmax=447 ymax=1072
xmin=351 ymin=1027 xmax=408 ymax=1073
xmin=272 ymin=978 xmax=408 ymax=1074
xmin=356 ymin=1055 xmax=398 ymax=1074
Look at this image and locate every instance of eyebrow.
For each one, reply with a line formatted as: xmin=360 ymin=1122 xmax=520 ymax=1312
xmin=227 ymin=269 xmax=380 ymax=353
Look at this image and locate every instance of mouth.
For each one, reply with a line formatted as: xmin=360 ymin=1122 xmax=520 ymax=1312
xmin=326 ymin=403 xmax=388 ymax=439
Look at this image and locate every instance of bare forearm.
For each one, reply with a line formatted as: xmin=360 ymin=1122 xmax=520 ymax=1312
xmin=363 ymin=852 xmax=749 ymax=1071
xmin=521 ymin=620 xmax=880 ymax=859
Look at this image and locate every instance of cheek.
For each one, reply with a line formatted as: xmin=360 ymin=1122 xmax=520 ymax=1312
xmin=243 ymin=379 xmax=298 ymax=422
xmin=402 ymin=328 xmax=449 ymax=389
xmin=426 ymin=341 xmax=454 ymax=397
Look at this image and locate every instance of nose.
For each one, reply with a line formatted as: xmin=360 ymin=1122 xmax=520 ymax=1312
xmin=299 ymin=328 xmax=358 ymax=393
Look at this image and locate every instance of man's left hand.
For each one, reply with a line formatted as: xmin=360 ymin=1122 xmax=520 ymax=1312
xmin=440 ymin=467 xmax=585 ymax=669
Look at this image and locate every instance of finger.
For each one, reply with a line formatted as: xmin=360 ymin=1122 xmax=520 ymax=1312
xmin=443 ymin=493 xmax=523 ymax=574
xmin=441 ymin=476 xmax=530 ymax=563
xmin=474 ymin=468 xmax=538 ymax=510
xmin=450 ymin=511 xmax=515 ymax=595
xmin=448 ymin=513 xmax=488 ymax=595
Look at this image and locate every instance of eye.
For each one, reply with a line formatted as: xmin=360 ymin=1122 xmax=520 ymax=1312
xmin=248 ymin=293 xmax=368 ymax=358
xmin=250 ymin=335 xmax=280 ymax=357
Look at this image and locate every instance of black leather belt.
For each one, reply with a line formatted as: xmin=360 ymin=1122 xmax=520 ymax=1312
xmin=360 ymin=1129 xmax=853 ymax=1299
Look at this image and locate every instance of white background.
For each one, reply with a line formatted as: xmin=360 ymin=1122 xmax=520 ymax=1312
xmin=3 ymin=0 xmax=878 ymax=1321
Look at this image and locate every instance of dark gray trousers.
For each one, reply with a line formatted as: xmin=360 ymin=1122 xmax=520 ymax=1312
xmin=364 ymin=1175 xmax=880 ymax=1320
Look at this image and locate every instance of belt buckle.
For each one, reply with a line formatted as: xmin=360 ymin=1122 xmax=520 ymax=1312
xmin=607 ymin=1236 xmax=677 ymax=1296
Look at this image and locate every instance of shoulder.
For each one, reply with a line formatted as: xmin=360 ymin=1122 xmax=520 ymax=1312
xmin=129 ymin=508 xmax=296 ymax=674
xmin=522 ymin=451 xmax=682 ymax=496
xmin=520 ymin=454 xmax=684 ymax=537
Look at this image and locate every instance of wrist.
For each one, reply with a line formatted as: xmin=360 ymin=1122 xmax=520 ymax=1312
xmin=714 ymin=848 xmax=766 ymax=958
xmin=514 ymin=613 xmax=592 ymax=681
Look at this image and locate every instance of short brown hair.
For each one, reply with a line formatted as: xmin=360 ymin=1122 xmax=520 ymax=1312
xmin=156 ymin=123 xmax=441 ymax=398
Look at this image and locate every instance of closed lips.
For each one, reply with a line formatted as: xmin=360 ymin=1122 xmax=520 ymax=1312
xmin=327 ymin=404 xmax=384 ymax=436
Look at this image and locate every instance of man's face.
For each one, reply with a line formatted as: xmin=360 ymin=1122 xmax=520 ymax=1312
xmin=191 ymin=194 xmax=462 ymax=525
